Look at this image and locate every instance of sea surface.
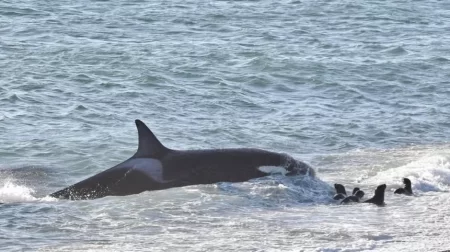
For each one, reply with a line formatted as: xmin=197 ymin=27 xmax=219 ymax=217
xmin=1 ymin=0 xmax=450 ymax=251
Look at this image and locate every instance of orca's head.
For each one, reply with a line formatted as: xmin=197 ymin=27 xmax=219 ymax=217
xmin=285 ymin=157 xmax=315 ymax=177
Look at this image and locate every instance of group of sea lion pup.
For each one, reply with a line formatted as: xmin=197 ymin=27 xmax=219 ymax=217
xmin=333 ymin=178 xmax=413 ymax=206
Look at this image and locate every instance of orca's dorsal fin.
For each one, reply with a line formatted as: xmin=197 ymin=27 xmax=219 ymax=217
xmin=133 ymin=120 xmax=169 ymax=158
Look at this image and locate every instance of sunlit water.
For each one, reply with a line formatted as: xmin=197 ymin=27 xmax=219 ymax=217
xmin=1 ymin=0 xmax=450 ymax=251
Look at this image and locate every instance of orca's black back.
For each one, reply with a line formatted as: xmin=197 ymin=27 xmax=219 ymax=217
xmin=161 ymin=148 xmax=287 ymax=185
xmin=50 ymin=167 xmax=159 ymax=199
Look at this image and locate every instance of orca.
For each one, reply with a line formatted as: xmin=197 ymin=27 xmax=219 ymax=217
xmin=394 ymin=178 xmax=413 ymax=195
xmin=50 ymin=120 xmax=315 ymax=200
xmin=363 ymin=184 xmax=386 ymax=206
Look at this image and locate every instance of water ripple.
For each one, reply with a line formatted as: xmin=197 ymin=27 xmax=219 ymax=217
xmin=1 ymin=0 xmax=450 ymax=250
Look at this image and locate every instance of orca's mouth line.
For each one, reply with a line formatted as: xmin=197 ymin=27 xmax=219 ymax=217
xmin=282 ymin=155 xmax=315 ymax=177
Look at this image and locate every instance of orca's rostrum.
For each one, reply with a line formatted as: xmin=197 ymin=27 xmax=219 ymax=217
xmin=50 ymin=120 xmax=315 ymax=200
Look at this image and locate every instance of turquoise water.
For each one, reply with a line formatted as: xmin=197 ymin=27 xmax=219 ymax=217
xmin=1 ymin=0 xmax=450 ymax=251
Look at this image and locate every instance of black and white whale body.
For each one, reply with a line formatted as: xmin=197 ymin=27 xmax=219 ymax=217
xmin=50 ymin=120 xmax=315 ymax=200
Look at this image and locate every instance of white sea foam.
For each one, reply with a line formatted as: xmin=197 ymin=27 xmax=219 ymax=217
xmin=0 ymin=180 xmax=37 ymax=203
xmin=0 ymin=180 xmax=56 ymax=203
xmin=363 ymin=154 xmax=450 ymax=192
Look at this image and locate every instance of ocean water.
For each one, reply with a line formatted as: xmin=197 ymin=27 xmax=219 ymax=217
xmin=1 ymin=0 xmax=450 ymax=251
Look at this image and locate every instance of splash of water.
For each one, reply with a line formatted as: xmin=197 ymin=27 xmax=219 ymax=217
xmin=0 ymin=180 xmax=37 ymax=203
xmin=0 ymin=180 xmax=56 ymax=203
xmin=364 ymin=154 xmax=450 ymax=192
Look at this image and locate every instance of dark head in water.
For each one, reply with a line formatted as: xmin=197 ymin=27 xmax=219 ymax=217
xmin=333 ymin=183 xmax=347 ymax=200
xmin=340 ymin=190 xmax=365 ymax=204
xmin=363 ymin=184 xmax=386 ymax=206
xmin=50 ymin=120 xmax=315 ymax=200
xmin=394 ymin=178 xmax=413 ymax=196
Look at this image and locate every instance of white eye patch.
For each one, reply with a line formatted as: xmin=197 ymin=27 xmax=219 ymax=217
xmin=258 ymin=166 xmax=289 ymax=175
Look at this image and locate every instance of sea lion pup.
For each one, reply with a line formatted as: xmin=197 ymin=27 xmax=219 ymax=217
xmin=394 ymin=178 xmax=413 ymax=196
xmin=363 ymin=184 xmax=386 ymax=206
xmin=333 ymin=185 xmax=363 ymax=201
xmin=341 ymin=190 xmax=365 ymax=204
xmin=333 ymin=183 xmax=347 ymax=200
